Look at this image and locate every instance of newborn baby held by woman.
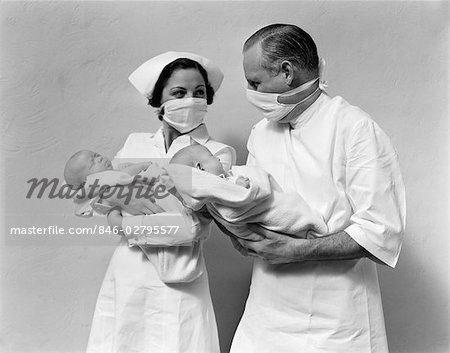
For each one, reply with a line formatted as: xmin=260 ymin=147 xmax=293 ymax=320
xmin=64 ymin=149 xmax=153 ymax=191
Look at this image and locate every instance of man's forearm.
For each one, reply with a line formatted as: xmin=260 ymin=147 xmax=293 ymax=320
xmin=295 ymin=231 xmax=369 ymax=261
xmin=237 ymin=226 xmax=386 ymax=265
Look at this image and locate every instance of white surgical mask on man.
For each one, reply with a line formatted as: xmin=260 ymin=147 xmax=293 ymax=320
xmin=161 ymin=98 xmax=208 ymax=133
xmin=246 ymin=77 xmax=320 ymax=122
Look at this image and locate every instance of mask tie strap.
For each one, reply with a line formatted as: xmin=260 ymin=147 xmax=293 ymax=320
xmin=319 ymin=58 xmax=328 ymax=91
xmin=280 ymin=77 xmax=319 ymax=101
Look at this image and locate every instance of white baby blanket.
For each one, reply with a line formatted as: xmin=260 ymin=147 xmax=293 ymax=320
xmin=163 ymin=164 xmax=328 ymax=238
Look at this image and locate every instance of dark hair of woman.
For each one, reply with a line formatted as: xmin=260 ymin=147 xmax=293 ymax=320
xmin=148 ymin=58 xmax=215 ymax=120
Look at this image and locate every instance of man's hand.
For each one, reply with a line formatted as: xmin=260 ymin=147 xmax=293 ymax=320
xmin=194 ymin=205 xmax=214 ymax=221
xmin=102 ymin=178 xmax=165 ymax=215
xmin=213 ymin=219 xmax=253 ymax=257
xmin=239 ymin=226 xmax=371 ymax=265
xmin=237 ymin=224 xmax=309 ymax=264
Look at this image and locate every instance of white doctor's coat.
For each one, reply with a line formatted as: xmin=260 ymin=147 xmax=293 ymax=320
xmin=230 ymin=93 xmax=406 ymax=353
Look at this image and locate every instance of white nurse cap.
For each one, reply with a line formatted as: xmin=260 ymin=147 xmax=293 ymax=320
xmin=128 ymin=51 xmax=224 ymax=98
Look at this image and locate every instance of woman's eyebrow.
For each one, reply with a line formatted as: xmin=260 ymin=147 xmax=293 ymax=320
xmin=195 ymin=84 xmax=206 ymax=88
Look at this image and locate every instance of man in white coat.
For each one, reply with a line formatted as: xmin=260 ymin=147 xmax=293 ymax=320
xmin=227 ymin=24 xmax=406 ymax=353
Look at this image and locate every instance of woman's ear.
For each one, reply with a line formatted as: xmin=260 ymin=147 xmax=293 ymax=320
xmin=157 ymin=106 xmax=164 ymax=121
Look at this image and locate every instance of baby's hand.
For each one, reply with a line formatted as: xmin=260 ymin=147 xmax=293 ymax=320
xmin=121 ymin=162 xmax=152 ymax=176
xmin=235 ymin=176 xmax=250 ymax=189
xmin=117 ymin=162 xmax=134 ymax=170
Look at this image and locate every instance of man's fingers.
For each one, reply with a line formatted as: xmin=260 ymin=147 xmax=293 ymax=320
xmin=229 ymin=236 xmax=249 ymax=256
xmin=238 ymin=240 xmax=271 ymax=260
xmin=213 ymin=220 xmax=263 ymax=258
xmin=247 ymin=250 xmax=260 ymax=258
xmin=242 ymin=231 xmax=265 ymax=241
xmin=248 ymin=223 xmax=272 ymax=238
xmin=238 ymin=238 xmax=263 ymax=253
xmin=215 ymin=220 xmax=237 ymax=238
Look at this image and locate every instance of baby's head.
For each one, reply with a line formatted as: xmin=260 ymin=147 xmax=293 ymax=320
xmin=170 ymin=145 xmax=225 ymax=175
xmin=64 ymin=150 xmax=113 ymax=188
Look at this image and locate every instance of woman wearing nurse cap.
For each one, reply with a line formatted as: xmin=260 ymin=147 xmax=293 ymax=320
xmin=86 ymin=52 xmax=235 ymax=353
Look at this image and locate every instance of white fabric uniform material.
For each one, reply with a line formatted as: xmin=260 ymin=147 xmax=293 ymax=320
xmin=83 ymin=166 xmax=211 ymax=283
xmin=128 ymin=51 xmax=224 ymax=98
xmin=230 ymin=93 xmax=405 ymax=353
xmin=163 ymin=164 xmax=328 ymax=238
xmin=86 ymin=124 xmax=235 ymax=353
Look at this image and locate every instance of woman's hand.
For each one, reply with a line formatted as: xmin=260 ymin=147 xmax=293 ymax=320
xmin=104 ymin=179 xmax=165 ymax=215
xmin=107 ymin=207 xmax=124 ymax=235
xmin=120 ymin=162 xmax=152 ymax=175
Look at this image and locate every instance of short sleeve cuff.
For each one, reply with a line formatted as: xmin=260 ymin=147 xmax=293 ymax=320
xmin=122 ymin=215 xmax=145 ymax=247
xmin=344 ymin=224 xmax=400 ymax=268
xmin=122 ymin=213 xmax=203 ymax=247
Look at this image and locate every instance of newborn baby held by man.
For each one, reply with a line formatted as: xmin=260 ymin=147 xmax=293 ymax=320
xmin=165 ymin=144 xmax=328 ymax=239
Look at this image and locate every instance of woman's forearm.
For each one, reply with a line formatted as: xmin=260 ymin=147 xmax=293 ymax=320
xmin=121 ymin=211 xmax=209 ymax=247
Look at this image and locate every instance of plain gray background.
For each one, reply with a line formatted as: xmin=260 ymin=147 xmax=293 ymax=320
xmin=1 ymin=1 xmax=448 ymax=352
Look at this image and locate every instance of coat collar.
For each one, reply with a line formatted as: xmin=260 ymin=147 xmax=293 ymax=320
xmin=153 ymin=124 xmax=210 ymax=157
xmin=289 ymin=93 xmax=329 ymax=129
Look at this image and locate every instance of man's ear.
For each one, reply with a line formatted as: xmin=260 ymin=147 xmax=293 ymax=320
xmin=190 ymin=137 xmax=200 ymax=146
xmin=280 ymin=60 xmax=295 ymax=85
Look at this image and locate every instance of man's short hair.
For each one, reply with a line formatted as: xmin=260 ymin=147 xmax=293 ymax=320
xmin=243 ymin=24 xmax=319 ymax=76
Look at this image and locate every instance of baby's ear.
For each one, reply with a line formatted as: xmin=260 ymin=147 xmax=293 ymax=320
xmin=190 ymin=137 xmax=200 ymax=146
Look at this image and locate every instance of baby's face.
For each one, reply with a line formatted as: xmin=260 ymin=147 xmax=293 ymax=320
xmin=170 ymin=145 xmax=225 ymax=176
xmin=73 ymin=150 xmax=113 ymax=180
xmin=194 ymin=149 xmax=225 ymax=175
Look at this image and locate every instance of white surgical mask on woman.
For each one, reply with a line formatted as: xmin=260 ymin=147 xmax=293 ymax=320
xmin=161 ymin=97 xmax=208 ymax=133
xmin=246 ymin=77 xmax=320 ymax=122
